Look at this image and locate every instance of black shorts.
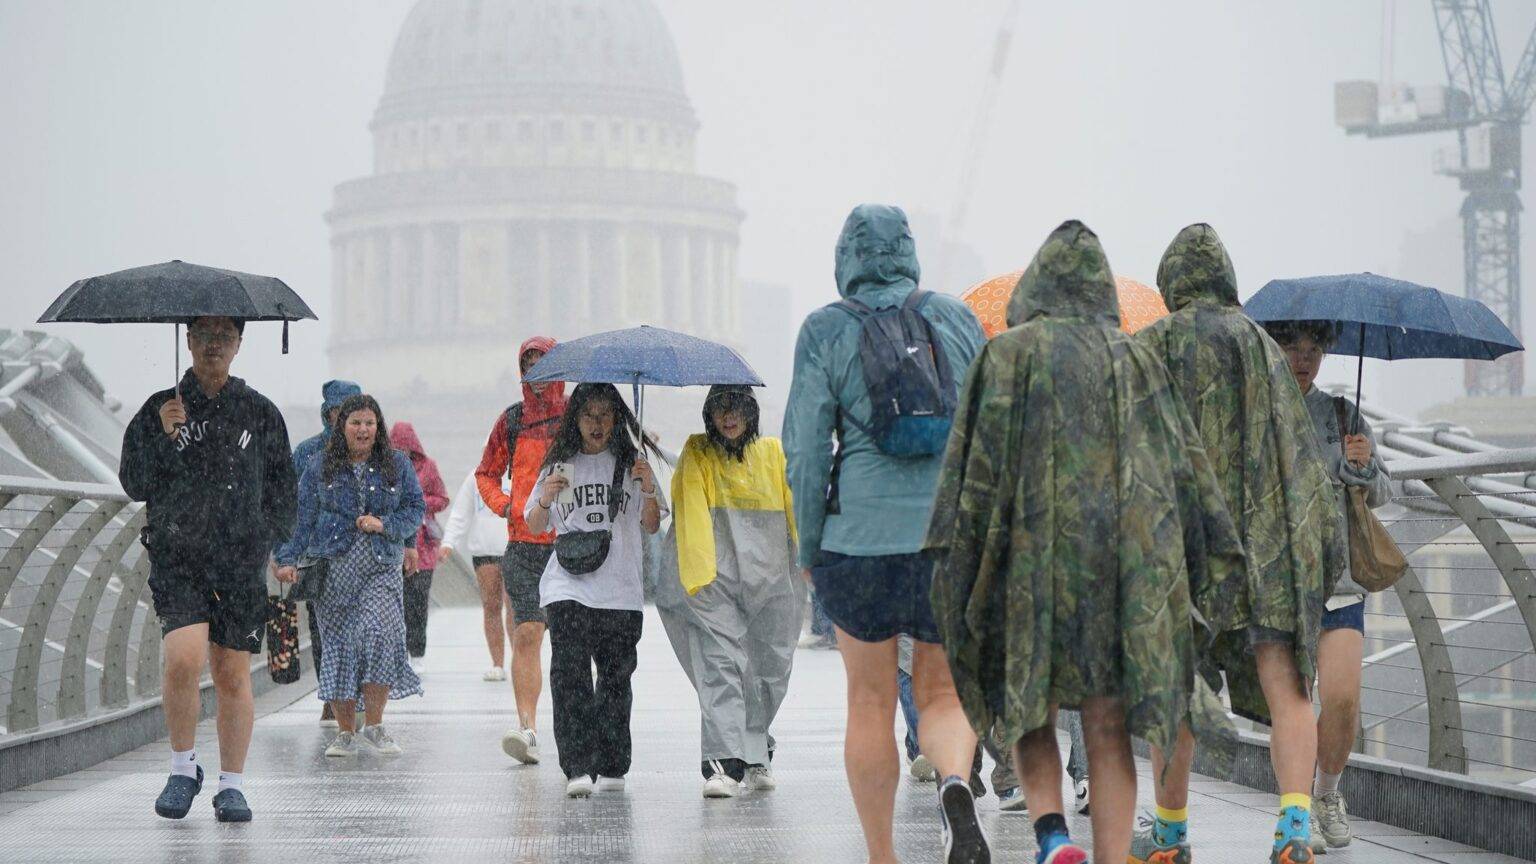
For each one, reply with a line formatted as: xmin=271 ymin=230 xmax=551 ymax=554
xmin=500 ymin=541 xmax=553 ymax=626
xmin=147 ymin=557 xmax=268 ymax=654
xmin=471 ymin=555 xmax=501 ymax=569
xmin=810 ymin=551 xmax=941 ymax=644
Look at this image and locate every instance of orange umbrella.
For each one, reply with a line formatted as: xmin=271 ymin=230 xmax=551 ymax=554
xmin=959 ymin=271 xmax=1169 ymax=339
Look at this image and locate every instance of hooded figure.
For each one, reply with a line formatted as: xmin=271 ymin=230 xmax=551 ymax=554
xmin=657 ymin=385 xmax=805 ymax=793
xmin=292 ymin=379 xmax=362 ymax=473
xmin=389 ymin=421 xmax=449 ymax=659
xmin=1135 ymin=224 xmax=1341 ymax=722
xmin=925 ymin=220 xmax=1245 ymax=761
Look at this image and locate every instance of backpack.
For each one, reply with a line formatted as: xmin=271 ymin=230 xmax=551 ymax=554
xmin=832 ymin=290 xmax=958 ymax=458
xmin=503 ymin=403 xmax=560 ymax=481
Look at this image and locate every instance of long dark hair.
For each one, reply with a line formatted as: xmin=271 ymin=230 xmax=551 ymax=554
xmin=541 ymin=383 xmax=657 ymax=474
xmin=703 ymin=385 xmax=760 ymax=461
xmin=323 ymin=394 xmax=398 ymax=483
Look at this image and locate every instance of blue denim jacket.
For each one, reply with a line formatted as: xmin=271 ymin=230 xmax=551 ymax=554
xmin=276 ymin=449 xmax=425 ymax=567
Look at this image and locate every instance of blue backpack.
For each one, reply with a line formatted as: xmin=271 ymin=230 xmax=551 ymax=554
xmin=832 ymin=290 xmax=958 ymax=458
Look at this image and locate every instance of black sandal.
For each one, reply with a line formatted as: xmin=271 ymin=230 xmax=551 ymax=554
xmin=154 ymin=765 xmax=203 ymax=819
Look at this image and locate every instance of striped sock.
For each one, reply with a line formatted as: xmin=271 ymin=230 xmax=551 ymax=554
xmin=1275 ymin=793 xmax=1313 ymax=850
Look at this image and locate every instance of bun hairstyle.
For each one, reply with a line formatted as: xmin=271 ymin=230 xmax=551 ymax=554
xmin=702 ymin=385 xmax=760 ymax=461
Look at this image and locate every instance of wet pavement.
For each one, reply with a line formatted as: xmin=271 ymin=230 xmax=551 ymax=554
xmin=0 ymin=607 xmax=1516 ymax=863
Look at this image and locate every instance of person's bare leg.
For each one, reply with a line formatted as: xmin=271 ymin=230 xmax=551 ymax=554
xmin=1012 ymin=710 xmax=1064 ymax=816
xmin=362 ymin=683 xmax=390 ymax=727
xmin=1256 ymin=643 xmax=1319 ymax=794
xmin=502 ymin=592 xmax=517 ymax=665
xmin=909 ymin=641 xmax=979 ymax=783
xmin=1148 ymin=725 xmax=1195 ymax=810
xmin=511 ymin=621 xmax=546 ymax=731
xmin=476 ymin=564 xmax=507 ymax=668
xmin=162 ymin=625 xmax=209 ymax=753
xmin=207 ymin=644 xmax=254 ymax=774
xmin=835 ymin=627 xmax=900 ymax=864
xmin=1315 ymin=628 xmax=1363 ymax=775
xmin=333 ymin=700 xmax=357 ymax=733
xmin=1081 ymin=696 xmax=1136 ymax=863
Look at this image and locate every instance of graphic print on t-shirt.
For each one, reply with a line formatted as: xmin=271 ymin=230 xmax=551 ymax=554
xmin=554 ymin=480 xmax=631 ymax=526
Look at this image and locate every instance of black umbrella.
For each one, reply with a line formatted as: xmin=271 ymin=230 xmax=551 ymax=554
xmin=37 ymin=259 xmax=317 ymax=388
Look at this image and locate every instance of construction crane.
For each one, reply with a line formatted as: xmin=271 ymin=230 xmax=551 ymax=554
xmin=1336 ymin=0 xmax=1536 ymax=396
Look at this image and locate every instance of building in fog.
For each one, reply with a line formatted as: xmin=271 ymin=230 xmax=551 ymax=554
xmin=327 ymin=0 xmax=744 ymax=476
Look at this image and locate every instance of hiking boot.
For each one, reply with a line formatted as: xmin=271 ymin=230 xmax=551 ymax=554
xmin=153 ymin=766 xmax=203 ymax=819
xmin=746 ymin=764 xmax=776 ymax=791
xmin=938 ymin=779 xmax=991 ymax=864
xmin=362 ymin=725 xmax=402 ymax=755
xmin=502 ymin=728 xmax=540 ymax=764
xmin=1312 ymin=791 xmax=1352 ymax=849
xmin=324 ymin=731 xmax=358 ymax=757
xmin=211 ymin=788 xmax=252 ymax=823
xmin=1129 ymin=813 xmax=1190 ymax=864
xmin=1270 ymin=838 xmax=1314 ymax=864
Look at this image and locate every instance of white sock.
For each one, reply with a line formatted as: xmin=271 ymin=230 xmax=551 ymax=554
xmin=217 ymin=772 xmax=243 ymax=793
xmin=1314 ymin=768 xmax=1343 ymax=797
xmin=170 ymin=749 xmax=198 ymax=779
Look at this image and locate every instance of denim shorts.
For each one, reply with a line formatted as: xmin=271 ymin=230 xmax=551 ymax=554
xmin=809 ymin=551 xmax=941 ymax=644
xmin=1321 ymin=599 xmax=1366 ymax=633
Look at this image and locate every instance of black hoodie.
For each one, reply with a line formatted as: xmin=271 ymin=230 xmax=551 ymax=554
xmin=120 ymin=370 xmax=298 ymax=576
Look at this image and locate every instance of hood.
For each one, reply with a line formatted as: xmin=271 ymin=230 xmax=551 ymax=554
xmin=834 ymin=204 xmax=921 ymax=298
xmin=519 ymin=335 xmax=567 ymax=430
xmin=1006 ymin=220 xmax=1120 ymax=328
xmin=320 ymin=379 xmax=362 ymax=424
xmin=389 ymin=421 xmax=427 ymax=459
xmin=1155 ymin=223 xmax=1240 ymax=312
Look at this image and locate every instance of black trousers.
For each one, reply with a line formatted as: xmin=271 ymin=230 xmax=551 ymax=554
xmin=546 ymin=600 xmax=643 ymax=781
xmin=404 ymin=570 xmax=433 ymax=657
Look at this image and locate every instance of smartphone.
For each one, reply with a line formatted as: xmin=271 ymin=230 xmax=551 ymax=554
xmin=551 ymin=462 xmax=576 ymax=505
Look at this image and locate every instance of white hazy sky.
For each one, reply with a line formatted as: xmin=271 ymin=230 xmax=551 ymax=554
xmin=2 ymin=1 xmax=1533 ymax=418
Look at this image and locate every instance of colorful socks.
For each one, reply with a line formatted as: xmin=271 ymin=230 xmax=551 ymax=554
xmin=1034 ymin=812 xmax=1071 ymax=863
xmin=1153 ymin=804 xmax=1189 ymax=847
xmin=1275 ymin=793 xmax=1313 ymax=849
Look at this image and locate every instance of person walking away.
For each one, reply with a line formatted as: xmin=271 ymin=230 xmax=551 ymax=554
xmin=390 ymin=421 xmax=448 ymax=662
xmin=120 ymin=316 xmax=297 ymax=823
xmin=656 ymin=385 xmax=805 ymax=798
xmin=783 ymin=204 xmax=989 ymax=864
xmin=277 ymin=395 xmax=425 ymax=757
xmin=1263 ymin=320 xmax=1393 ymax=856
xmin=926 ymin=221 xmax=1246 ymax=864
xmin=442 ymin=470 xmax=517 ymax=680
xmin=524 ymin=384 xmax=666 ymax=798
xmin=477 ymin=336 xmax=567 ymax=765
xmin=283 ymin=379 xmax=362 ymax=726
xmin=1133 ymin=224 xmax=1341 ymax=864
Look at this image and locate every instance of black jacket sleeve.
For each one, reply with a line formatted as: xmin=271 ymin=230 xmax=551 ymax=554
xmin=260 ymin=400 xmax=299 ymax=547
xmin=119 ymin=395 xmax=181 ymax=502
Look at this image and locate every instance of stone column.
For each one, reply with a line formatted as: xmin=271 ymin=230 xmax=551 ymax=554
xmin=575 ymin=223 xmax=593 ymax=325
xmin=648 ymin=228 xmax=665 ymax=325
xmin=671 ymin=229 xmax=693 ymax=331
xmin=536 ymin=224 xmax=553 ymax=326
xmin=420 ymin=224 xmax=440 ymax=330
xmin=721 ymin=239 xmax=739 ymax=340
xmin=614 ymin=224 xmax=629 ymax=326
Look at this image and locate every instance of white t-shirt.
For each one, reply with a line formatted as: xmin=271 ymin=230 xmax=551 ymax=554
xmin=524 ymin=450 xmax=668 ymax=612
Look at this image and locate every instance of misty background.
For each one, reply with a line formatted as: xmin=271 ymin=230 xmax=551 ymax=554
xmin=2 ymin=0 xmax=1531 ymax=453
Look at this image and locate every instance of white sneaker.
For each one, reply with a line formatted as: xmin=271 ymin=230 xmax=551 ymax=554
xmin=501 ymin=728 xmax=541 ymax=764
xmin=595 ymin=776 xmax=626 ymax=792
xmin=745 ymin=764 xmax=775 ymax=791
xmin=1073 ymin=778 xmax=1091 ymax=814
xmin=324 ymin=731 xmax=358 ymax=757
xmin=482 ymin=666 xmax=507 ymax=682
xmin=565 ymin=776 xmax=595 ymax=798
xmin=361 ymin=724 xmax=403 ymax=755
xmin=1313 ymin=790 xmax=1353 ymax=848
xmin=909 ymin=754 xmax=937 ymax=782
xmin=702 ymin=761 xmax=742 ymax=799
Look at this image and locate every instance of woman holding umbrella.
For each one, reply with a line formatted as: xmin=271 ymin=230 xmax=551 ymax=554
xmin=524 ymin=383 xmax=666 ymax=798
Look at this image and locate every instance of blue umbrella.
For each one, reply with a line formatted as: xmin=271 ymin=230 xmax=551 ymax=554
xmin=523 ymin=325 xmax=763 ymax=427
xmin=1244 ymin=272 xmax=1523 ymax=431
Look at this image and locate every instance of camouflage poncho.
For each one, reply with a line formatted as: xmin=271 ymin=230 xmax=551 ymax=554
xmin=925 ymin=221 xmax=1246 ymax=758
xmin=1135 ymin=224 xmax=1338 ymax=722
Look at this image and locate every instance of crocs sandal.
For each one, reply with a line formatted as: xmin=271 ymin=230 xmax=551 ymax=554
xmin=154 ymin=766 xmax=203 ymax=819
xmin=212 ymin=788 xmax=252 ymax=823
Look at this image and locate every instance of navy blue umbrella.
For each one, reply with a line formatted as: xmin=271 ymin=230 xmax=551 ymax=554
xmin=523 ymin=325 xmax=763 ymax=427
xmin=1245 ymin=272 xmax=1522 ymax=430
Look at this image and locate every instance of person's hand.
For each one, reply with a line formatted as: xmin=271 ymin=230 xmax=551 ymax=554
xmin=539 ymin=474 xmax=570 ymax=508
xmin=439 ymin=545 xmax=454 ymax=562
xmin=276 ymin=565 xmax=298 ymax=584
xmin=1343 ymin=434 xmax=1372 ymax=468
xmin=632 ymin=458 xmax=656 ymax=493
xmin=800 ymin=568 xmax=813 ymax=585
xmin=356 ymin=514 xmax=384 ymax=534
xmin=158 ymin=397 xmax=187 ymax=437
xmin=403 ymin=547 xmax=420 ymax=574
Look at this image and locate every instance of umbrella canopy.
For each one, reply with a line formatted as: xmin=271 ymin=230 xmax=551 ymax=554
xmin=1244 ymin=272 xmax=1522 ymax=361
xmin=523 ymin=325 xmax=763 ymax=388
xmin=961 ymin=271 xmax=1168 ymax=338
xmin=38 ymin=259 xmax=317 ymax=325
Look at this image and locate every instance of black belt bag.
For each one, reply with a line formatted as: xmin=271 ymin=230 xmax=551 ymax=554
xmin=553 ymin=459 xmax=627 ymax=576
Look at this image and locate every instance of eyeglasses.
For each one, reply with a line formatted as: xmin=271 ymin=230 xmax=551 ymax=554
xmin=189 ymin=330 xmax=240 ymax=345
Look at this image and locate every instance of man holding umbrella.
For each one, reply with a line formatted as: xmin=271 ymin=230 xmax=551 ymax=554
xmin=119 ymin=315 xmax=298 ymax=823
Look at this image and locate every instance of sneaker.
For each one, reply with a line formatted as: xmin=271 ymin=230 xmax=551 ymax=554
xmin=361 ymin=725 xmax=402 ymax=755
xmin=910 ymin=753 xmax=938 ymax=782
xmin=1270 ymin=838 xmax=1315 ymax=864
xmin=1312 ymin=791 xmax=1352 ymax=849
xmin=938 ymin=779 xmax=991 ymax=864
xmin=211 ymin=788 xmax=252 ymax=823
xmin=1073 ymin=778 xmax=1090 ymax=815
xmin=153 ymin=766 xmax=203 ymax=819
xmin=565 ymin=775 xmax=595 ymax=798
xmin=1129 ymin=813 xmax=1191 ymax=864
xmin=703 ymin=761 xmax=743 ymax=799
xmin=745 ymin=764 xmax=776 ymax=791
xmin=324 ymin=731 xmax=358 ymax=757
xmin=502 ymin=728 xmax=541 ymax=764
xmin=996 ymin=786 xmax=1027 ymax=812
xmin=319 ymin=703 xmax=338 ymax=728
xmin=483 ymin=666 xmax=507 ymax=682
xmin=1039 ymin=844 xmax=1088 ymax=864
xmin=595 ymin=776 xmax=626 ymax=792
